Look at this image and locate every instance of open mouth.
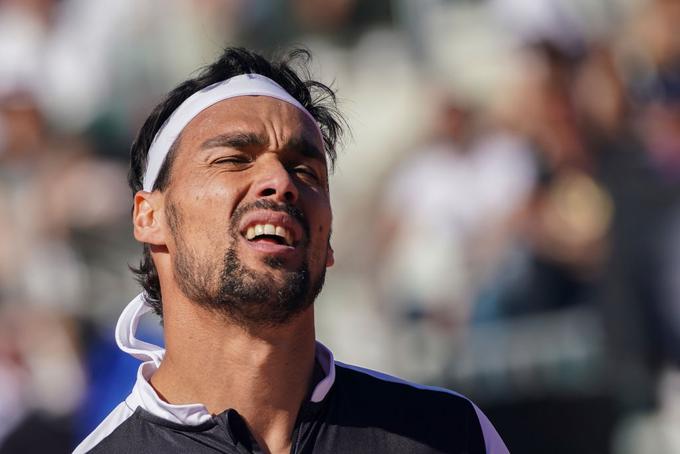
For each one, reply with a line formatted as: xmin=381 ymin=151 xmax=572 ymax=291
xmin=244 ymin=223 xmax=294 ymax=246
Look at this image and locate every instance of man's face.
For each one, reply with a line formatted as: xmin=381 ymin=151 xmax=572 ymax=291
xmin=159 ymin=96 xmax=333 ymax=328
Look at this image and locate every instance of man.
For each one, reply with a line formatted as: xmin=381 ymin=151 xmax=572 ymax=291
xmin=74 ymin=48 xmax=509 ymax=454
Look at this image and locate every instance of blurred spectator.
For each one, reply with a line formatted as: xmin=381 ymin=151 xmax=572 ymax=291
xmin=0 ymin=305 xmax=84 ymax=453
xmin=0 ymin=79 xmax=131 ymax=454
xmin=480 ymin=42 xmax=614 ymax=319
xmin=0 ymin=88 xmax=130 ymax=312
xmin=373 ymin=96 xmax=535 ymax=380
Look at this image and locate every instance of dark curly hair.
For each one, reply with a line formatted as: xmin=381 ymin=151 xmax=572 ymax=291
xmin=128 ymin=47 xmax=345 ymax=318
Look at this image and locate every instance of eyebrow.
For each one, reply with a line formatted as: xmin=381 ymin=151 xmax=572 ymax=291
xmin=283 ymin=136 xmax=325 ymax=163
xmin=200 ymin=132 xmax=325 ymax=163
xmin=200 ymin=132 xmax=268 ymax=150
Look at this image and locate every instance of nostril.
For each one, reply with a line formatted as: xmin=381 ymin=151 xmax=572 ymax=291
xmin=260 ymin=188 xmax=276 ymax=197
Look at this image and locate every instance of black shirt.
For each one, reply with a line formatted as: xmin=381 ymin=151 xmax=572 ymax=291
xmin=74 ymin=296 xmax=508 ymax=454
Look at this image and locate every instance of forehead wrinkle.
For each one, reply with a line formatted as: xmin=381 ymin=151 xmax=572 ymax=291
xmin=265 ymin=101 xmax=325 ymax=162
xmin=258 ymin=97 xmax=318 ymax=152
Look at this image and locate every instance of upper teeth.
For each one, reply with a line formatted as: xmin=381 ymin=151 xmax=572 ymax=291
xmin=245 ymin=224 xmax=293 ymax=245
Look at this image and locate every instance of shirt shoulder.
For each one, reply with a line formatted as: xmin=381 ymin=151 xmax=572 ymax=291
xmin=73 ymin=401 xmax=135 ymax=453
xmin=331 ymin=362 xmax=509 ymax=454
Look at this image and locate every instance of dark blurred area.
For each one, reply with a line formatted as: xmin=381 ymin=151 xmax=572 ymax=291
xmin=1 ymin=0 xmax=680 ymax=452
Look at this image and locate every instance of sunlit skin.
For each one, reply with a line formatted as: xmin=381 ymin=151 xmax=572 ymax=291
xmin=131 ymin=96 xmax=334 ymax=454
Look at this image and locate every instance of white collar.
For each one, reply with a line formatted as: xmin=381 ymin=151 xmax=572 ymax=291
xmin=116 ymin=293 xmax=336 ymax=425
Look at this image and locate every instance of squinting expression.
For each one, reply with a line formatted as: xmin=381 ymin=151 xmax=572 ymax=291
xmin=160 ymin=95 xmax=333 ymax=327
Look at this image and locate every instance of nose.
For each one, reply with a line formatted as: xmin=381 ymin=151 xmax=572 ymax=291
xmin=252 ymin=158 xmax=299 ymax=204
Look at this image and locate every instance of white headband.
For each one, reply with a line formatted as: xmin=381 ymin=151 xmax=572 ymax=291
xmin=143 ymin=73 xmax=321 ymax=192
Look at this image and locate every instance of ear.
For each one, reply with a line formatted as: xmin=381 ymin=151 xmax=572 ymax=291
xmin=133 ymin=191 xmax=166 ymax=246
xmin=326 ymin=242 xmax=335 ymax=267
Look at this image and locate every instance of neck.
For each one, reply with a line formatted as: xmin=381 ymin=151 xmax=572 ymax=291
xmin=150 ymin=295 xmax=317 ymax=454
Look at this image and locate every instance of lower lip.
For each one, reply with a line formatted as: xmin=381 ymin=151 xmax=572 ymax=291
xmin=241 ymin=237 xmax=298 ymax=256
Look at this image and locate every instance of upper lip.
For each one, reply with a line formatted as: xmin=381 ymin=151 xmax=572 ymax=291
xmin=238 ymin=210 xmax=304 ymax=246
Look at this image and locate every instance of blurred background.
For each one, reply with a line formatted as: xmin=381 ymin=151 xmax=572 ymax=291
xmin=1 ymin=0 xmax=680 ymax=452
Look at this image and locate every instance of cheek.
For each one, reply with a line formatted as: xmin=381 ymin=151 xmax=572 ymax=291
xmin=306 ymin=193 xmax=332 ymax=236
xmin=173 ymin=183 xmax=243 ymax=245
xmin=309 ymin=206 xmax=333 ymax=256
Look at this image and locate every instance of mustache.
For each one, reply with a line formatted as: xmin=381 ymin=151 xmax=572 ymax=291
xmin=231 ymin=199 xmax=310 ymax=239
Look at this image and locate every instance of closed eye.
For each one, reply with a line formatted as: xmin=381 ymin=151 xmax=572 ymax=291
xmin=212 ymin=155 xmax=252 ymax=166
xmin=293 ymin=165 xmax=321 ymax=182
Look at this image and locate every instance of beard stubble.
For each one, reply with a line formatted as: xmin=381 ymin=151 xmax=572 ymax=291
xmin=167 ymin=199 xmax=327 ymax=329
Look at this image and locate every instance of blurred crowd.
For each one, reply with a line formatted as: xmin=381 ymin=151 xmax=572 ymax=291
xmin=1 ymin=0 xmax=680 ymax=452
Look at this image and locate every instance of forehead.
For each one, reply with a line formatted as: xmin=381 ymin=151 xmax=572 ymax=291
xmin=178 ymin=96 xmax=322 ymax=150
